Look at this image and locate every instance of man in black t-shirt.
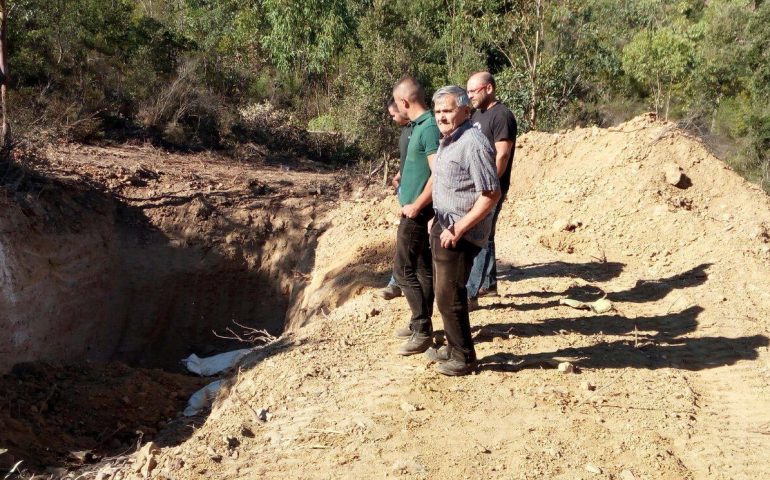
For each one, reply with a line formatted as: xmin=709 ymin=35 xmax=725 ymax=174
xmin=377 ymin=98 xmax=414 ymax=300
xmin=464 ymin=72 xmax=517 ymax=307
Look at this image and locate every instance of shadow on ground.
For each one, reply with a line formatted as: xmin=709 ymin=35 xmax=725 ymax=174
xmin=500 ymin=260 xmax=626 ymax=284
xmin=480 ymin=263 xmax=712 ymax=314
xmin=478 ymin=334 xmax=769 ymax=372
xmin=477 ymin=262 xmax=768 ymax=372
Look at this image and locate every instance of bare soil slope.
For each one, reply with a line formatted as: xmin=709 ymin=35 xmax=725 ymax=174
xmin=7 ymin=114 xmax=770 ymax=479
xmin=102 ymin=115 xmax=770 ymax=480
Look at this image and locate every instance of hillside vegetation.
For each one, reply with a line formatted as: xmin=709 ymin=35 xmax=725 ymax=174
xmin=4 ymin=0 xmax=770 ymax=189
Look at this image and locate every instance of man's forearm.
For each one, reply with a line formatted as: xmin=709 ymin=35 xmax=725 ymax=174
xmin=412 ymin=176 xmax=433 ymax=211
xmin=494 ymin=140 xmax=513 ymax=178
xmin=454 ymin=189 xmax=501 ymax=236
xmin=495 ymin=153 xmax=508 ymax=178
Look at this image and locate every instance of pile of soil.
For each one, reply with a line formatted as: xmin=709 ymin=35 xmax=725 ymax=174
xmin=78 ymin=115 xmax=768 ymax=480
xmin=4 ymin=115 xmax=770 ymax=479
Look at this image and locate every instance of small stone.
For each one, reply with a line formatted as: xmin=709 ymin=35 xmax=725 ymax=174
xmin=620 ymin=470 xmax=636 ymax=480
xmin=400 ymin=402 xmax=422 ymax=413
xmin=207 ymin=446 xmax=222 ymax=463
xmin=225 ymin=436 xmax=240 ymax=449
xmin=475 ymin=444 xmax=491 ymax=454
xmin=663 ymin=163 xmax=683 ymax=186
xmin=391 ymin=459 xmax=426 ymax=475
xmin=584 ymin=463 xmax=602 ymax=474
xmin=557 ymin=362 xmax=575 ymax=374
xmin=266 ymin=432 xmax=283 ymax=445
xmin=552 ymin=218 xmax=570 ymax=232
xmin=95 ymin=470 xmax=113 ymax=480
xmin=132 ymin=442 xmax=159 ymax=474
xmin=140 ymin=454 xmax=158 ymax=477
xmin=171 ymin=458 xmax=185 ymax=470
xmin=580 ymin=381 xmax=596 ymax=391
xmin=258 ymin=408 xmax=270 ymax=422
xmin=45 ymin=468 xmax=69 ymax=477
xmin=69 ymin=450 xmax=99 ymax=464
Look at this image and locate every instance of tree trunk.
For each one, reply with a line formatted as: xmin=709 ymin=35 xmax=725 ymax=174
xmin=0 ymin=0 xmax=10 ymax=148
xmin=529 ymin=0 xmax=544 ymax=130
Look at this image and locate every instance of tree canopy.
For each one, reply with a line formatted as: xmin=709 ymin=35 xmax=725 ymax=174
xmin=4 ymin=0 xmax=770 ymax=189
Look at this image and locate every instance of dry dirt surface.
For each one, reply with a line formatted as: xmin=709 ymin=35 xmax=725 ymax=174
xmin=6 ymin=115 xmax=770 ymax=479
xmin=0 ymin=362 xmax=208 ymax=473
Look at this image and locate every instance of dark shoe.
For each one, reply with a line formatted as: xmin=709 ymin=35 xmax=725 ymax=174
xmin=478 ymin=287 xmax=499 ymax=298
xmin=424 ymin=345 xmax=450 ymax=362
xmin=436 ymin=359 xmax=476 ymax=376
xmin=397 ymin=332 xmax=432 ymax=356
xmin=394 ymin=325 xmax=412 ymax=338
xmin=468 ymin=297 xmax=479 ymax=312
xmin=378 ymin=284 xmax=402 ymax=300
xmin=435 ymin=349 xmax=477 ymax=376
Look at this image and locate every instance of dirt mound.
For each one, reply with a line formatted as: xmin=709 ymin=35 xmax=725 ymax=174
xmin=509 ymin=113 xmax=770 ymax=268
xmin=4 ymin=115 xmax=770 ymax=479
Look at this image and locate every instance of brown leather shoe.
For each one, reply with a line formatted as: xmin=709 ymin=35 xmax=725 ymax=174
xmin=468 ymin=297 xmax=480 ymax=312
xmin=378 ymin=284 xmax=402 ymax=300
xmin=394 ymin=325 xmax=412 ymax=338
xmin=396 ymin=332 xmax=432 ymax=356
xmin=478 ymin=287 xmax=499 ymax=298
xmin=434 ymin=348 xmax=477 ymax=376
xmin=424 ymin=345 xmax=450 ymax=362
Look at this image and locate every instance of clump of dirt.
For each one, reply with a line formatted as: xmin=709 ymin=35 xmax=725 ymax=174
xmin=0 ymin=361 xmax=207 ymax=472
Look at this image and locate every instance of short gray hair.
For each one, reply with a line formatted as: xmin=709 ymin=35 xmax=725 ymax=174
xmin=432 ymin=85 xmax=470 ymax=107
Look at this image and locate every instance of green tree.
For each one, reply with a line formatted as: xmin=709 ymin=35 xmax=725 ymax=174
xmin=622 ymin=27 xmax=694 ymax=119
xmin=260 ymin=0 xmax=359 ymax=75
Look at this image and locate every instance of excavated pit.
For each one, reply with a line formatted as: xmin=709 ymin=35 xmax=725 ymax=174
xmin=0 ymin=155 xmax=327 ymax=372
xmin=0 ymin=147 xmax=336 ymax=472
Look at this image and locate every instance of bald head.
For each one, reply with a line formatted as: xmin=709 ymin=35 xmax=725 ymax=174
xmin=393 ymin=76 xmax=425 ymax=103
xmin=468 ymin=72 xmax=495 ymax=88
xmin=392 ymin=76 xmax=428 ymax=119
xmin=467 ymin=71 xmax=497 ymax=110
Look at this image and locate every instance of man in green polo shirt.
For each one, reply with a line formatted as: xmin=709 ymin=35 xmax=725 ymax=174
xmin=391 ymin=75 xmax=441 ymax=355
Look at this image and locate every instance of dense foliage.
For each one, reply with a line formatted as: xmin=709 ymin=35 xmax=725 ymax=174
xmin=4 ymin=0 xmax=770 ymax=188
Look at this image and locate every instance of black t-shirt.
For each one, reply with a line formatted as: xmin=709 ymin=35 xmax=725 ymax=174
xmin=471 ymin=103 xmax=517 ymax=194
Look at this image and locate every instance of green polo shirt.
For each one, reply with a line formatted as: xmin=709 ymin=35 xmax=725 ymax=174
xmin=399 ymin=110 xmax=440 ymax=206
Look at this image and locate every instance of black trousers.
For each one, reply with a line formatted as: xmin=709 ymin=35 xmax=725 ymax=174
xmin=430 ymin=221 xmax=481 ymax=362
xmin=393 ymin=208 xmax=434 ymax=334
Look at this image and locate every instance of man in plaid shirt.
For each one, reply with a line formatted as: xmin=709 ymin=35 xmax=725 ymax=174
xmin=425 ymin=85 xmax=501 ymax=375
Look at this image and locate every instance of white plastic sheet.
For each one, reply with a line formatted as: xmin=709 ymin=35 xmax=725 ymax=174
xmin=181 ymin=349 xmax=251 ymax=376
xmin=183 ymin=379 xmax=224 ymax=417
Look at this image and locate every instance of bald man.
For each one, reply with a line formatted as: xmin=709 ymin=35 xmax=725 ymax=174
xmin=391 ymin=75 xmax=440 ymax=355
xmin=465 ymin=72 xmax=517 ymax=309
